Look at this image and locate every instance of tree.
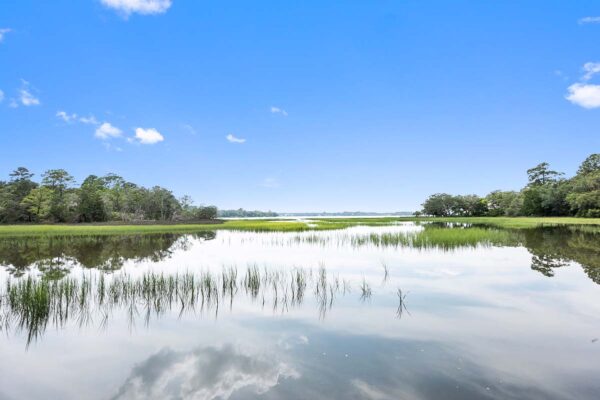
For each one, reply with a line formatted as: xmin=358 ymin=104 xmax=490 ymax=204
xmin=486 ymin=191 xmax=519 ymax=216
xmin=422 ymin=193 xmax=457 ymax=216
xmin=21 ymin=187 xmax=53 ymax=222
xmin=78 ymin=175 xmax=108 ymax=222
xmin=42 ymin=169 xmax=75 ymax=222
xmin=452 ymin=195 xmax=488 ymax=216
xmin=567 ymin=158 xmax=600 ymax=216
xmin=195 ymin=205 xmax=218 ymax=220
xmin=527 ymin=162 xmax=563 ymax=186
xmin=0 ymin=167 xmax=38 ymax=222
xmin=577 ymin=154 xmax=600 ymax=176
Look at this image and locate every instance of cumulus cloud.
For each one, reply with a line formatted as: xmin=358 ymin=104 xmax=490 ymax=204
xmin=101 ymin=0 xmax=172 ymax=16
xmin=134 ymin=127 xmax=164 ymax=144
xmin=111 ymin=345 xmax=298 ymax=400
xmin=226 ymin=134 xmax=246 ymax=144
xmin=56 ymin=111 xmax=78 ymax=123
xmin=566 ymin=83 xmax=600 ymax=109
xmin=565 ymin=62 xmax=600 ymax=109
xmin=0 ymin=28 xmax=11 ymax=42
xmin=270 ymin=106 xmax=288 ymax=116
xmin=95 ymin=122 xmax=123 ymax=139
xmin=578 ymin=16 xmax=600 ymax=24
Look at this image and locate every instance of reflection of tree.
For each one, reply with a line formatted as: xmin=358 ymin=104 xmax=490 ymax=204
xmin=522 ymin=227 xmax=600 ymax=284
xmin=0 ymin=232 xmax=216 ymax=278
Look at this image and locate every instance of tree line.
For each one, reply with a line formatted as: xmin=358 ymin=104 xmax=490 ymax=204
xmin=217 ymin=209 xmax=279 ymax=218
xmin=421 ymin=153 xmax=600 ymax=218
xmin=0 ymin=168 xmax=217 ymax=223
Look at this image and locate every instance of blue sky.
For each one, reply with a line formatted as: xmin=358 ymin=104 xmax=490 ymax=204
xmin=1 ymin=0 xmax=599 ymax=212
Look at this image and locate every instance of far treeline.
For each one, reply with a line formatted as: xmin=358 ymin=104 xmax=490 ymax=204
xmin=421 ymin=153 xmax=600 ymax=218
xmin=0 ymin=168 xmax=218 ymax=223
xmin=217 ymin=209 xmax=278 ymax=218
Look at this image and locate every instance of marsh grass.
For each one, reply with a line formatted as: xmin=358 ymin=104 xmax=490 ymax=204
xmin=277 ymin=225 xmax=518 ymax=250
xmin=0 ymin=264 xmax=400 ymax=345
xmin=396 ymin=288 xmax=410 ymax=319
xmin=1 ymin=217 xmax=599 ymax=238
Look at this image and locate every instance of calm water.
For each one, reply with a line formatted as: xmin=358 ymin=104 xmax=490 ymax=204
xmin=0 ymin=223 xmax=599 ymax=400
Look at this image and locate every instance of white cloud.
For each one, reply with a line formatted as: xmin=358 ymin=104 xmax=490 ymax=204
xmin=226 ymin=134 xmax=246 ymax=143
xmin=565 ymin=83 xmax=600 ymax=109
xmin=101 ymin=0 xmax=172 ymax=16
xmin=134 ymin=127 xmax=164 ymax=144
xmin=0 ymin=28 xmax=11 ymax=42
xmin=18 ymin=81 xmax=40 ymax=106
xmin=578 ymin=16 xmax=600 ymax=24
xmin=565 ymin=62 xmax=600 ymax=109
xmin=56 ymin=110 xmax=78 ymax=123
xmin=270 ymin=106 xmax=288 ymax=116
xmin=95 ymin=122 xmax=123 ymax=139
xmin=79 ymin=115 xmax=99 ymax=125
xmin=582 ymin=62 xmax=600 ymax=81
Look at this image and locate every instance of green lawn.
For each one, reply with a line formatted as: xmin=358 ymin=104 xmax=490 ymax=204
xmin=0 ymin=216 xmax=599 ymax=237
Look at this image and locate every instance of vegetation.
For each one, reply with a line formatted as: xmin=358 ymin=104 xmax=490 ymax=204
xmin=0 ymin=168 xmax=217 ymax=224
xmin=0 ymin=219 xmax=309 ymax=237
xmin=0 ymin=265 xmax=390 ymax=345
xmin=0 ymin=216 xmax=600 ymax=238
xmin=217 ymin=208 xmax=279 ymax=218
xmin=421 ymin=153 xmax=600 ymax=218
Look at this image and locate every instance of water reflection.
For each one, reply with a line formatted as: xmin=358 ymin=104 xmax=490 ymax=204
xmin=0 ymin=266 xmax=400 ymax=346
xmin=0 ymin=232 xmax=215 ymax=278
xmin=112 ymin=344 xmax=298 ymax=400
xmin=1 ymin=225 xmax=600 ymax=285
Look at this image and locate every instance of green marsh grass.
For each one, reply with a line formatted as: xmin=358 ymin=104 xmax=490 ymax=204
xmin=1 ymin=217 xmax=599 ymax=238
xmin=0 ymin=264 xmax=399 ymax=345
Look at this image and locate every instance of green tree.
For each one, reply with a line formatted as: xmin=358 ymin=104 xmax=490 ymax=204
xmin=0 ymin=167 xmax=38 ymax=222
xmin=422 ymin=193 xmax=457 ymax=216
xmin=567 ymin=154 xmax=600 ymax=217
xmin=195 ymin=205 xmax=218 ymax=220
xmin=577 ymin=154 xmax=600 ymax=176
xmin=78 ymin=175 xmax=108 ymax=222
xmin=21 ymin=187 xmax=53 ymax=221
xmin=526 ymin=162 xmax=563 ymax=186
xmin=42 ymin=169 xmax=75 ymax=222
xmin=486 ymin=191 xmax=519 ymax=216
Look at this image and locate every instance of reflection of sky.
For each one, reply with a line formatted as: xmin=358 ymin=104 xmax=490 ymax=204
xmin=1 ymin=225 xmax=600 ymax=399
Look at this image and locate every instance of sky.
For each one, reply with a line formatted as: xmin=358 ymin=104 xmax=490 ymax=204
xmin=0 ymin=0 xmax=599 ymax=212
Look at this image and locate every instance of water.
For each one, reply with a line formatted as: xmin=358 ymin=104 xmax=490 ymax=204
xmin=0 ymin=223 xmax=599 ymax=399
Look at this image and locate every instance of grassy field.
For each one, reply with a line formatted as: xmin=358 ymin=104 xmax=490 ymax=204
xmin=0 ymin=216 xmax=599 ymax=237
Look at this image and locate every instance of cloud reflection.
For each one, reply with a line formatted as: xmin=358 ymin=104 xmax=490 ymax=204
xmin=111 ymin=344 xmax=298 ymax=400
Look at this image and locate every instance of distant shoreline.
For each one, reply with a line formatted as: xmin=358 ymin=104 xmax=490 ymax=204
xmin=0 ymin=216 xmax=599 ymax=238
